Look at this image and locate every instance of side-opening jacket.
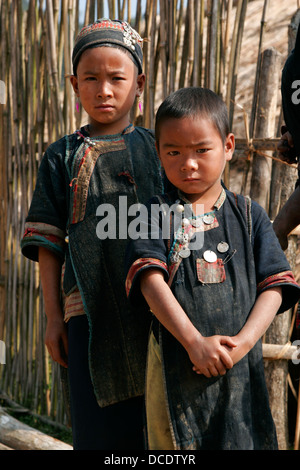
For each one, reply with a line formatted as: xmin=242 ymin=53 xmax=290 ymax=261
xmin=125 ymin=188 xmax=300 ymax=450
xmin=21 ymin=124 xmax=164 ymax=407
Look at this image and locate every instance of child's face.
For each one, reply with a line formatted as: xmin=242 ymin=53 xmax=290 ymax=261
xmin=70 ymin=46 xmax=145 ymax=136
xmin=156 ymin=115 xmax=234 ymax=204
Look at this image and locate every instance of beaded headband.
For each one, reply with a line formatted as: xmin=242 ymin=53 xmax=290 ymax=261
xmin=72 ymin=18 xmax=144 ymax=75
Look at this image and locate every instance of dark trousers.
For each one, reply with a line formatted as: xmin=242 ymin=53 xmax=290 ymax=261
xmin=67 ymin=315 xmax=145 ymax=450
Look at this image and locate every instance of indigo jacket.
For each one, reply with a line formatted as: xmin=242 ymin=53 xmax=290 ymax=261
xmin=126 ymin=189 xmax=300 ymax=449
xmin=21 ymin=124 xmax=164 ymax=407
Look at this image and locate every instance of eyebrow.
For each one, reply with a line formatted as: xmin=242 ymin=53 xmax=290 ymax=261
xmin=82 ymin=68 xmax=126 ymax=75
xmin=161 ymin=140 xmax=213 ymax=148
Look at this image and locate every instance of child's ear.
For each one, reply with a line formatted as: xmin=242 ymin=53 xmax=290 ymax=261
xmin=225 ymin=133 xmax=235 ymax=162
xmin=70 ymin=75 xmax=79 ymax=96
xmin=136 ymin=73 xmax=146 ymax=96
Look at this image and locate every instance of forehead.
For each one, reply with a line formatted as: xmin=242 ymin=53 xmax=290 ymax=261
xmin=158 ymin=116 xmax=221 ymax=145
xmin=77 ymin=46 xmax=136 ymax=72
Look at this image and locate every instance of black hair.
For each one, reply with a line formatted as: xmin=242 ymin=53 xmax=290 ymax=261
xmin=73 ymin=43 xmax=139 ymax=76
xmin=155 ymin=87 xmax=230 ymax=144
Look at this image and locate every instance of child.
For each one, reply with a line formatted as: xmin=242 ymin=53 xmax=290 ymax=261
xmin=21 ymin=19 xmax=164 ymax=450
xmin=125 ymin=87 xmax=300 ymax=450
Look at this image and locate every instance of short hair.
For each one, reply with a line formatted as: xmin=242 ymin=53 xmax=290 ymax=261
xmin=155 ymin=87 xmax=230 ymax=144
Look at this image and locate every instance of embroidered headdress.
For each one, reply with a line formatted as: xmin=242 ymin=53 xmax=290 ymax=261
xmin=72 ymin=18 xmax=144 ymax=75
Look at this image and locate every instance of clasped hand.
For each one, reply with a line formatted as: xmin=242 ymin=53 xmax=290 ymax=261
xmin=187 ymin=334 xmax=243 ymax=378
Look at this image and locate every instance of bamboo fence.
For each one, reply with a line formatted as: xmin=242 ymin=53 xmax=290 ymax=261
xmin=0 ymin=0 xmax=300 ymax=448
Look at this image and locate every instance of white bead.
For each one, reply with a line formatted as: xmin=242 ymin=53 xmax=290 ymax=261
xmin=176 ymin=204 xmax=184 ymax=213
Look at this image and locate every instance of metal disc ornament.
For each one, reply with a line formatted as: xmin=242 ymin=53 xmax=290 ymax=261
xmin=191 ymin=218 xmax=203 ymax=228
xmin=203 ymin=214 xmax=215 ymax=225
xmin=217 ymin=241 xmax=229 ymax=253
xmin=179 ymin=247 xmax=191 ymax=258
xmin=203 ymin=250 xmax=217 ymax=263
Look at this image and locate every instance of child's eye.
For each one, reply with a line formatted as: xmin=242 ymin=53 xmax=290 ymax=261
xmin=113 ymin=76 xmax=125 ymax=81
xmin=196 ymin=148 xmax=209 ymax=154
xmin=167 ymin=151 xmax=180 ymax=156
xmin=85 ymin=76 xmax=96 ymax=81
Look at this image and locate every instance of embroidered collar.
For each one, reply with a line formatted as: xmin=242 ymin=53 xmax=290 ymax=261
xmin=177 ymin=187 xmax=226 ymax=213
xmin=75 ymin=123 xmax=135 ymax=144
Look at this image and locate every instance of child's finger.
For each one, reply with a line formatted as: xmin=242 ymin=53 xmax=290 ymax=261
xmin=219 ymin=349 xmax=234 ymax=370
xmin=220 ymin=336 xmax=237 ymax=348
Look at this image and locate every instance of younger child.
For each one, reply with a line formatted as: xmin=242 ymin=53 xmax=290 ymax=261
xmin=21 ymin=19 xmax=164 ymax=450
xmin=125 ymin=87 xmax=300 ymax=450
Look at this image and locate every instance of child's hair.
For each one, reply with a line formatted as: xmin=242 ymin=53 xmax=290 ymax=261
xmin=72 ymin=18 xmax=144 ymax=76
xmin=155 ymin=87 xmax=230 ymax=144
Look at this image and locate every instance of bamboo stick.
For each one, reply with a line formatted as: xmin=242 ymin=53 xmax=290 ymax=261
xmin=262 ymin=343 xmax=298 ymax=361
xmin=249 ymin=0 xmax=269 ymax=139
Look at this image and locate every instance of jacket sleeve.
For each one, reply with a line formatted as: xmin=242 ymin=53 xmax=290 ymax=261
xmin=125 ymin=196 xmax=170 ymax=306
xmin=21 ymin=142 xmax=69 ymax=262
xmin=251 ymin=200 xmax=300 ymax=313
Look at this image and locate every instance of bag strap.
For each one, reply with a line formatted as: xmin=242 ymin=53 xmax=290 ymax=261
xmin=233 ymin=193 xmax=252 ymax=238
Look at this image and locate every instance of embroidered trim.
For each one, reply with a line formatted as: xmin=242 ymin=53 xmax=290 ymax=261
xmin=257 ymin=270 xmax=299 ymax=293
xmin=63 ymin=289 xmax=85 ymax=322
xmin=196 ymin=258 xmax=226 ymax=284
xmin=75 ymin=20 xmax=143 ymax=52
xmin=126 ymin=257 xmax=168 ymax=296
xmin=23 ymin=222 xmax=65 ymax=248
xmin=177 ymin=187 xmax=226 ymax=211
xmin=70 ymin=135 xmax=126 ymax=224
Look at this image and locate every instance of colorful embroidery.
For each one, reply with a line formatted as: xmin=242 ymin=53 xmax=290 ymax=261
xmin=64 ymin=289 xmax=85 ymax=322
xmin=70 ymin=132 xmax=127 ymax=224
xmin=257 ymin=271 xmax=299 ymax=293
xmin=196 ymin=258 xmax=226 ymax=284
xmin=125 ymin=257 xmax=168 ymax=296
xmin=23 ymin=222 xmax=65 ymax=249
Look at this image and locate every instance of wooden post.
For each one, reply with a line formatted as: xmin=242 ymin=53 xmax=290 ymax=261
xmin=248 ymin=47 xmax=293 ymax=449
xmin=267 ymin=12 xmax=300 ymax=451
xmin=250 ymin=47 xmax=282 ymax=209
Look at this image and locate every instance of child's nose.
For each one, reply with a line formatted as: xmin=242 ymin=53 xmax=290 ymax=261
xmin=97 ymin=81 xmax=112 ymax=98
xmin=182 ymin=156 xmax=198 ymax=171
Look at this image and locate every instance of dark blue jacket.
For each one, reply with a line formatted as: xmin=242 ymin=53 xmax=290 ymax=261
xmin=21 ymin=125 xmax=164 ymax=407
xmin=126 ymin=189 xmax=300 ymax=449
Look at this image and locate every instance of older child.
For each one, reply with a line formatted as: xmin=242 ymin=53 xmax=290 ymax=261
xmin=125 ymin=87 xmax=300 ymax=450
xmin=21 ymin=19 xmax=164 ymax=450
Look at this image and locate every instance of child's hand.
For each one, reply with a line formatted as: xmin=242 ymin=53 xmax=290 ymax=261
xmin=188 ymin=334 xmax=237 ymax=378
xmin=222 ymin=334 xmax=252 ymax=367
xmin=45 ymin=315 xmax=68 ymax=368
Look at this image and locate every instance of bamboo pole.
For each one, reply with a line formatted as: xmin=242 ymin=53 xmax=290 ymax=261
xmin=178 ymin=3 xmax=189 ymax=89
xmin=249 ymin=0 xmax=269 ymax=140
xmin=208 ymin=0 xmax=218 ymax=91
xmin=250 ymin=48 xmax=281 ymax=210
